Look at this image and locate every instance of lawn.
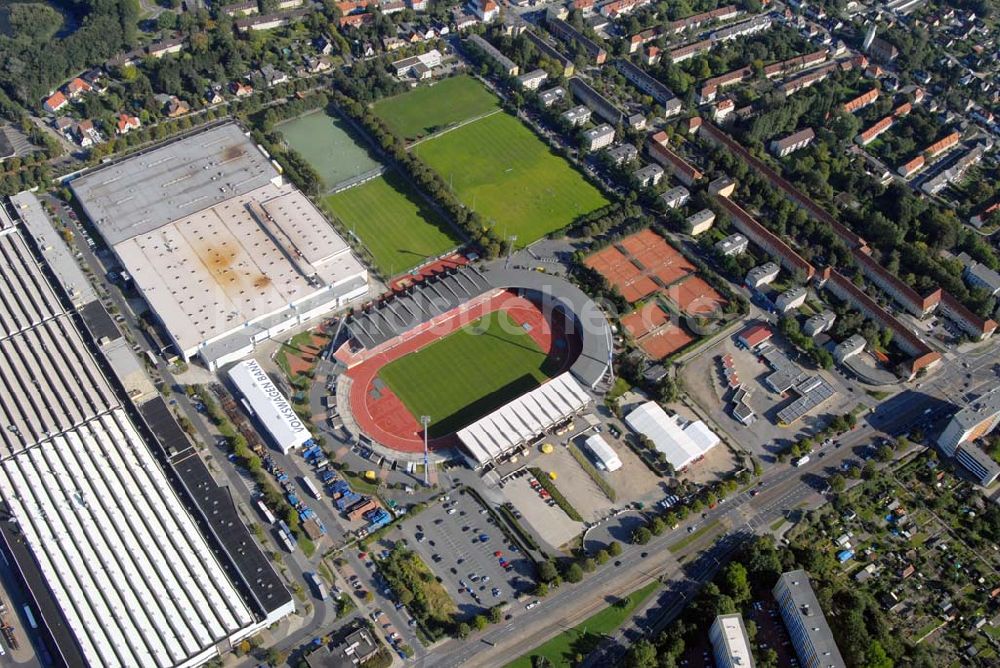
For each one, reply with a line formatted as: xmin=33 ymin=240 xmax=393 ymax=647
xmin=413 ymin=112 xmax=609 ymax=245
xmin=374 ymin=75 xmax=501 ymax=141
xmin=277 ymin=110 xmax=381 ymax=189
xmin=379 ymin=311 xmax=560 ymax=436
xmin=504 ymin=581 xmax=661 ymax=668
xmin=323 ymin=170 xmax=460 ymax=275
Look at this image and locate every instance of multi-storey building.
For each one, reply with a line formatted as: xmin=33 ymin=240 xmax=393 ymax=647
xmin=938 ymin=387 xmax=1000 ymax=456
xmin=773 ymin=571 xmax=846 ymax=668
xmin=710 ymin=614 xmax=755 ymax=668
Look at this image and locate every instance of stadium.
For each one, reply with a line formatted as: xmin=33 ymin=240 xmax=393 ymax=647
xmin=334 ymin=266 xmax=614 ymax=469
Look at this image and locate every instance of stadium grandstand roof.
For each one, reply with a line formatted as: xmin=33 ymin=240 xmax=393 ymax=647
xmin=348 ymin=266 xmax=613 ymax=388
xmin=458 ymin=373 xmax=592 ymax=467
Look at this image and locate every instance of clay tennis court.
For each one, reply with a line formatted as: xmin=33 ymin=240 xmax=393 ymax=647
xmin=637 ymin=322 xmax=694 ymax=359
xmin=667 ymin=275 xmax=727 ymax=317
xmin=585 ymin=229 xmax=696 ymax=304
xmin=620 ymin=302 xmax=695 ymax=359
xmin=344 ymin=291 xmax=576 ymax=453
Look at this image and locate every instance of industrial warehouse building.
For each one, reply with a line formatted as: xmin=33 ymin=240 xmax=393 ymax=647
xmin=624 ymin=401 xmax=719 ymax=471
xmin=228 ymin=358 xmax=314 ymax=454
xmin=0 ymin=221 xmax=293 ymax=667
xmin=70 ymin=123 xmax=369 ymax=370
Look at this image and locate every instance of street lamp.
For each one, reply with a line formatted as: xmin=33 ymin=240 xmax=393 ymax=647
xmin=421 ymin=415 xmax=431 ymax=486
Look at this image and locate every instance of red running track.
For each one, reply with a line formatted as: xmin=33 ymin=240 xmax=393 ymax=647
xmin=346 ymin=290 xmax=572 ymax=454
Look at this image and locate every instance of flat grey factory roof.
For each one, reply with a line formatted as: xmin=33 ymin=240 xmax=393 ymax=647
xmin=70 ymin=123 xmax=278 ymax=245
xmin=9 ymin=192 xmax=97 ymax=307
xmin=348 ymin=266 xmax=612 ymax=388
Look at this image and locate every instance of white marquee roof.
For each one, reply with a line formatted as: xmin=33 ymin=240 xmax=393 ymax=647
xmin=584 ymin=434 xmax=622 ymax=472
xmin=458 ymin=373 xmax=592 ymax=467
xmin=624 ymin=401 xmax=718 ymax=471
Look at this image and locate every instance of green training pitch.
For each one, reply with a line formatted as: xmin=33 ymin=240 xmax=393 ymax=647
xmin=373 ymin=75 xmax=501 ymax=141
xmin=379 ymin=311 xmax=559 ymax=437
xmin=323 ymin=170 xmax=460 ymax=275
xmin=413 ymin=112 xmax=610 ymax=245
xmin=277 ymin=111 xmax=381 ymax=189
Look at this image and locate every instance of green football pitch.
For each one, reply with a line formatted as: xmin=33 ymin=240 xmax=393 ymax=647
xmin=378 ymin=311 xmax=560 ymax=437
xmin=413 ymin=112 xmax=610 ymax=246
xmin=323 ymin=170 xmax=460 ymax=276
xmin=374 ymin=75 xmax=501 ymax=141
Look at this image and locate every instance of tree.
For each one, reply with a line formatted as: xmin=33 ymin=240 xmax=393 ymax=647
xmin=595 ymin=549 xmax=609 ymax=565
xmin=489 ymin=606 xmax=503 ymax=624
xmin=534 ymin=582 xmax=548 ymax=597
xmin=877 ymin=445 xmax=894 ymax=462
xmin=721 ymin=562 xmax=751 ymax=605
xmin=398 ymin=588 xmax=414 ymax=606
xmin=829 ymin=474 xmax=846 ymax=493
xmin=625 ymin=639 xmax=657 ymax=668
xmin=632 ymin=526 xmax=652 ymax=545
xmin=564 ymin=563 xmax=584 ymax=583
xmin=608 ymin=541 xmax=622 ymax=556
xmin=456 ymin=622 xmax=470 ymax=639
xmin=538 ymin=561 xmax=558 ymax=583
xmin=866 ymin=640 xmax=894 ymax=668
xmin=473 ymin=615 xmax=488 ymax=631
xmin=581 ymin=557 xmax=596 ymax=573
xmin=650 ymin=517 xmax=666 ymax=535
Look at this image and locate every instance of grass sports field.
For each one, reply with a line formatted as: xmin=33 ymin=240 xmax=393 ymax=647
xmin=374 ymin=75 xmax=500 ymax=141
xmin=379 ymin=311 xmax=559 ymax=437
xmin=414 ymin=112 xmax=609 ymax=245
xmin=323 ymin=170 xmax=459 ymax=275
xmin=277 ymin=111 xmax=380 ymax=189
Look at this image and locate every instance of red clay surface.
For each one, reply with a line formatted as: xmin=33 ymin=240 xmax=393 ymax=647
xmin=637 ymin=322 xmax=694 ymax=359
xmin=585 ymin=229 xmax=696 ymax=303
xmin=620 ymin=302 xmax=694 ymax=359
xmin=343 ymin=290 xmax=576 ymax=454
xmin=667 ymin=275 xmax=727 ymax=316
xmin=389 ymin=253 xmax=469 ymax=291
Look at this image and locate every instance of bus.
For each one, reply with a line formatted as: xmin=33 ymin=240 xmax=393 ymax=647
xmin=256 ymin=500 xmax=276 ymax=525
xmin=301 ymin=477 xmax=322 ymax=500
xmin=794 ymin=455 xmax=811 ymax=467
xmin=22 ymin=605 xmax=37 ymax=630
xmin=306 ymin=572 xmax=327 ymax=600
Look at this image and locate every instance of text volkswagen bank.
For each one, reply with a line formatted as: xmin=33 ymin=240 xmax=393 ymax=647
xmin=229 ymin=359 xmax=313 ymax=454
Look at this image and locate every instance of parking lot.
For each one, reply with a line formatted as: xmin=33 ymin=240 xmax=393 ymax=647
xmin=503 ymin=474 xmax=585 ymax=552
xmin=398 ymin=492 xmax=537 ymax=619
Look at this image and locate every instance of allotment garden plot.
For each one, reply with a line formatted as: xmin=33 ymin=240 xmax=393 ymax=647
xmin=414 ymin=111 xmax=609 ymax=245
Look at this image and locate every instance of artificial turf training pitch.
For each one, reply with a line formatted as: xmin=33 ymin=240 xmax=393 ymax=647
xmin=413 ymin=112 xmax=610 ymax=246
xmin=377 ymin=311 xmax=560 ymax=437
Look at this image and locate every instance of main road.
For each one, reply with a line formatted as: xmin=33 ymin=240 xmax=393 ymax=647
xmin=409 ymin=371 xmax=983 ymax=668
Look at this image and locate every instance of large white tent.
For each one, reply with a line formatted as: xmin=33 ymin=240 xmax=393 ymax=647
xmin=624 ymin=401 xmax=719 ymax=471
xmin=584 ymin=433 xmax=622 ymax=472
xmin=458 ymin=373 xmax=592 ymax=468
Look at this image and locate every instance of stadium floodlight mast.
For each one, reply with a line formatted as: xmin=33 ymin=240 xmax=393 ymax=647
xmin=505 ymin=234 xmax=517 ymax=269
xmin=420 ymin=415 xmax=431 ymax=486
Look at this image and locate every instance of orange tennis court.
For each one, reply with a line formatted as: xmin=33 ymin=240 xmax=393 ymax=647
xmin=667 ymin=275 xmax=727 ymax=317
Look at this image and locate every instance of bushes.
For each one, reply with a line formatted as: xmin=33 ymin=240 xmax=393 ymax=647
xmin=528 ymin=467 xmax=583 ymax=522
